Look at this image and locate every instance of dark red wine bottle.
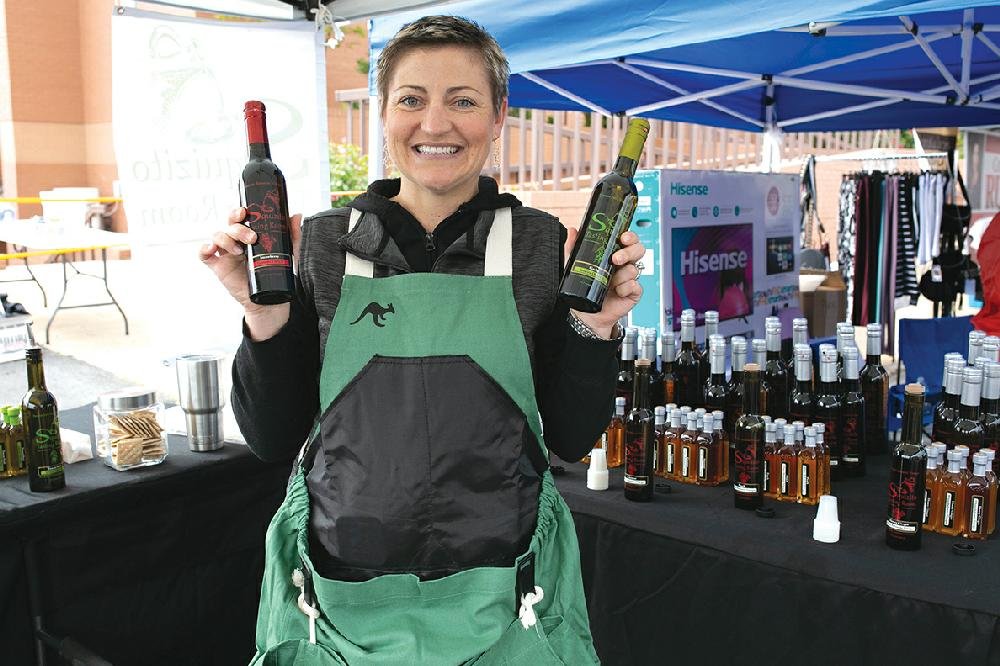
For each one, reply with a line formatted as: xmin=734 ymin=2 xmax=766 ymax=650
xmin=625 ymin=359 xmax=655 ymax=502
xmin=886 ymin=384 xmax=928 ymax=550
xmin=675 ymin=311 xmax=703 ymax=409
xmin=734 ymin=364 xmax=765 ymax=510
xmin=932 ymin=356 xmax=963 ymax=445
xmin=860 ymin=324 xmax=889 ymax=455
xmin=240 ymin=101 xmax=294 ymax=305
xmin=725 ymin=336 xmax=747 ymax=443
xmin=815 ymin=347 xmax=844 ymax=481
xmin=641 ymin=330 xmax=665 ymax=408
xmin=617 ymin=328 xmax=638 ymax=416
xmin=841 ymin=346 xmax=867 ymax=477
xmin=789 ymin=343 xmax=814 ymax=424
xmin=763 ymin=322 xmax=789 ymax=419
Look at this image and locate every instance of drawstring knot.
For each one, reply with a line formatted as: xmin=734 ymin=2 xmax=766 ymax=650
xmin=292 ymin=568 xmax=320 ymax=644
xmin=517 ymin=586 xmax=544 ymax=629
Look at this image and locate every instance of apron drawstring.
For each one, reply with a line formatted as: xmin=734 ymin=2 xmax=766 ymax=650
xmin=517 ymin=586 xmax=544 ymax=629
xmin=292 ymin=568 xmax=321 ymax=644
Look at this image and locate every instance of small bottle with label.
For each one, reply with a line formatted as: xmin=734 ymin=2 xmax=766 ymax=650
xmin=798 ymin=426 xmax=820 ymax=506
xmin=696 ymin=413 xmax=715 ymax=486
xmin=763 ymin=422 xmax=779 ymax=499
xmin=939 ymin=449 xmax=967 ymax=537
xmin=792 ymin=421 xmax=805 ymax=450
xmin=661 ymin=332 xmax=677 ymax=406
xmin=923 ymin=448 xmax=942 ymax=533
xmin=841 ymin=346 xmax=867 ymax=477
xmin=680 ymin=411 xmax=699 ymax=483
xmin=777 ymin=423 xmax=798 ymax=502
xmin=773 ymin=418 xmax=788 ymax=448
xmin=652 ymin=406 xmax=667 ymax=475
xmin=964 ymin=452 xmax=991 ymax=540
xmin=813 ymin=422 xmax=830 ymax=496
xmin=663 ymin=408 xmax=683 ymax=480
xmin=607 ymin=397 xmax=626 ymax=468
xmin=981 ymin=447 xmax=998 ymax=535
xmin=712 ymin=410 xmax=730 ymax=483
xmin=955 ymin=445 xmax=972 ymax=480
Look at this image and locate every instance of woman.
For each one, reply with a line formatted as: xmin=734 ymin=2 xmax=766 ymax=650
xmin=200 ymin=16 xmax=644 ymax=664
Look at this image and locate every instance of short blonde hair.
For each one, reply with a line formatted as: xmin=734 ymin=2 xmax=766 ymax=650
xmin=376 ymin=16 xmax=509 ymax=116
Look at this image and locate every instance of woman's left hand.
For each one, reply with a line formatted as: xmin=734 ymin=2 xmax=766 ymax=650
xmin=565 ymin=228 xmax=646 ymax=339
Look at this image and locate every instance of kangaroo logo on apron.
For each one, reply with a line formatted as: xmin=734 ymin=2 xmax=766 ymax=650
xmin=349 ymin=302 xmax=394 ymax=327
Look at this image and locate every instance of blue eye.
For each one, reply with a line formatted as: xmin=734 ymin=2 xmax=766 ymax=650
xmin=455 ymin=98 xmax=475 ymax=108
xmin=399 ymin=96 xmax=421 ymax=108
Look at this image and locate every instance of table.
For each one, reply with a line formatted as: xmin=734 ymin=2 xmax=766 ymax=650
xmin=0 ymin=404 xmax=289 ymax=665
xmin=0 ymin=221 xmax=130 ymax=342
xmin=552 ymin=454 xmax=1000 ymax=665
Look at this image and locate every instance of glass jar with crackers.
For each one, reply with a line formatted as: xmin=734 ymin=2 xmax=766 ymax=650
xmin=93 ymin=388 xmax=167 ymax=470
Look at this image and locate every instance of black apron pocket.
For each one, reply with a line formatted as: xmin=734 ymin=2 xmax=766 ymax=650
xmin=304 ymin=355 xmax=542 ymax=581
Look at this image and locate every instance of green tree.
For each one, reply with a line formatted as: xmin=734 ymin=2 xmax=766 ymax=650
xmin=329 ymin=142 xmax=368 ymax=207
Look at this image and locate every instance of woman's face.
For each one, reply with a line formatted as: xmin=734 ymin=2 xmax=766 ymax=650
xmin=383 ymin=45 xmax=506 ymax=199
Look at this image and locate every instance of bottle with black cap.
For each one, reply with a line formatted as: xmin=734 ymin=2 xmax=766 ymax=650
xmin=886 ymin=383 xmax=928 ymax=550
xmin=841 ymin=346 xmax=867 ymax=477
xmin=625 ymin=359 xmax=655 ymax=502
xmin=734 ymin=363 xmax=765 ymax=510
xmin=815 ymin=346 xmax=844 ymax=481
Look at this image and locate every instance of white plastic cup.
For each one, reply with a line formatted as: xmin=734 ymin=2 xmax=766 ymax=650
xmin=813 ymin=494 xmax=841 ymax=543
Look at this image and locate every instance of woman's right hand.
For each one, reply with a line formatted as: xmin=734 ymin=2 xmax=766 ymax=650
xmin=199 ymin=207 xmax=303 ymax=340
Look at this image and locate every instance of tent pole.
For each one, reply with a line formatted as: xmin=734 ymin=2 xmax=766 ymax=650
xmin=900 ymin=16 xmax=965 ymax=100
xmin=961 ymin=9 xmax=975 ymax=96
xmin=760 ymin=80 xmax=780 ymax=173
xmin=783 ymin=31 xmax=950 ymax=78
xmin=368 ymin=94 xmax=384 ymax=183
xmin=978 ymin=32 xmax=1000 ymax=60
xmin=518 ymin=72 xmax=611 ymax=115
xmin=626 ymin=79 xmax=763 ymax=116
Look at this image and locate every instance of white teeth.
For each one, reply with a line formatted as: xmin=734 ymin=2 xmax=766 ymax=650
xmin=416 ymin=145 xmax=458 ymax=154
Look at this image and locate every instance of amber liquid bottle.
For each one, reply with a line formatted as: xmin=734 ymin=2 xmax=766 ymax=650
xmin=23 ymin=348 xmax=65 ymax=492
xmin=763 ymin=423 xmax=779 ymax=499
xmin=938 ymin=449 xmax=966 ymax=537
xmin=776 ymin=423 xmax=798 ymax=502
xmin=726 ymin=336 xmax=747 ymax=444
xmin=704 ymin=336 xmax=729 ymax=414
xmin=978 ymin=361 xmax=999 ymax=452
xmin=763 ymin=322 xmax=790 ymax=419
xmin=963 ymin=452 xmax=991 ymax=540
xmin=606 ymin=397 xmax=626 ymax=469
xmin=860 ymin=324 xmax=889 ymax=455
xmin=581 ymin=431 xmax=605 ymax=465
xmin=0 ymin=409 xmax=8 ymax=478
xmin=922 ymin=448 xmax=942 ymax=533
xmin=662 ymin=408 xmax=683 ymax=480
xmin=789 ymin=343 xmax=814 ymax=424
xmin=933 ymin=358 xmax=963 ymax=446
xmin=712 ymin=410 xmax=730 ymax=483
xmin=983 ymin=448 xmax=998 ymax=535
xmin=240 ymin=101 xmax=295 ymax=305
xmin=675 ymin=312 xmax=703 ymax=409
xmin=640 ymin=331 xmax=665 ymax=408
xmin=841 ymin=346 xmax=867 ymax=477
xmin=652 ymin=406 xmax=667 ymax=475
xmin=815 ymin=347 xmax=844 ymax=481
xmin=952 ymin=367 xmax=985 ymax=461
xmin=798 ymin=427 xmax=820 ymax=505
xmin=661 ymin=332 xmax=677 ymax=406
xmin=617 ymin=329 xmax=638 ymax=416
xmin=734 ymin=364 xmax=765 ymax=509
xmin=886 ymin=384 xmax=928 ymax=550
xmin=679 ymin=411 xmax=699 ymax=484
xmin=3 ymin=406 xmax=25 ymax=477
xmin=624 ymin=360 xmax=655 ymax=502
xmin=699 ymin=311 xmax=719 ymax=383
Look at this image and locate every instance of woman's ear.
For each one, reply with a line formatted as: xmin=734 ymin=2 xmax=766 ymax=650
xmin=494 ymin=97 xmax=509 ymax=138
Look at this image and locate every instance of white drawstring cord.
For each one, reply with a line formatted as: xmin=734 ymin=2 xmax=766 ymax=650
xmin=292 ymin=568 xmax=320 ymax=644
xmin=517 ymin=586 xmax=544 ymax=629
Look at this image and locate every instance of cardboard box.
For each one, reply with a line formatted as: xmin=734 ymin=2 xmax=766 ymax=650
xmin=799 ymin=269 xmax=847 ymax=338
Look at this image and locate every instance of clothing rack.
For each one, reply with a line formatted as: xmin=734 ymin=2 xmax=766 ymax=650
xmin=815 ymin=151 xmax=949 ymax=163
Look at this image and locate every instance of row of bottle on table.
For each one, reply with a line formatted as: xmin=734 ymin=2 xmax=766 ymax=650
xmin=931 ymin=336 xmax=1000 ymax=465
xmin=0 ymin=347 xmax=65 ymax=492
xmin=922 ymin=443 xmax=996 ymax=539
xmin=616 ymin=312 xmax=890 ymax=483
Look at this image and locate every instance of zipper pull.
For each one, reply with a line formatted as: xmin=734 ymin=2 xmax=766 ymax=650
xmin=425 ymin=232 xmax=436 ymax=253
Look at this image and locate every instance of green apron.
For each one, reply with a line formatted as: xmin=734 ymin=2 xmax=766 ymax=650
xmin=250 ymin=208 xmax=599 ymax=665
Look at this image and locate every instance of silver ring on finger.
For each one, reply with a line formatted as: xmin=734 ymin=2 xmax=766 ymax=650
xmin=633 ymin=260 xmax=645 ymax=274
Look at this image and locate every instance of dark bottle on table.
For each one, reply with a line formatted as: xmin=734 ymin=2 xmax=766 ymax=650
xmin=699 ymin=310 xmax=719 ymax=382
xmin=964 ymin=452 xmax=992 ymax=540
xmin=860 ymin=323 xmax=889 ymax=455
xmin=240 ymin=101 xmax=295 ymax=305
xmin=704 ymin=335 xmax=728 ymax=413
xmin=734 ymin=363 xmax=766 ymax=510
xmin=616 ymin=328 xmax=638 ymax=416
xmin=841 ymin=346 xmax=867 ymax=477
xmin=969 ymin=331 xmax=985 ymax=367
xmin=933 ymin=357 xmax=963 ymax=446
xmin=625 ymin=359 xmax=656 ymax=502
xmin=980 ymin=361 xmax=1000 ymax=453
xmin=815 ymin=346 xmax=844 ymax=481
xmin=726 ymin=336 xmax=747 ymax=443
xmin=641 ymin=330 xmax=665 ymax=408
xmin=835 ymin=323 xmax=854 ymax=381
xmin=661 ymin=331 xmax=677 ymax=405
xmin=560 ymin=118 xmax=650 ymax=312
xmin=886 ymin=383 xmax=928 ymax=550
xmin=23 ymin=348 xmax=64 ymax=492
xmin=4 ymin=406 xmax=26 ymax=477
xmin=789 ymin=343 xmax=815 ymax=424
xmin=952 ymin=366 xmax=985 ymax=459
xmin=791 ymin=316 xmax=809 ymax=374
xmin=675 ymin=311 xmax=703 ymax=409
xmin=763 ymin=322 xmax=789 ymax=419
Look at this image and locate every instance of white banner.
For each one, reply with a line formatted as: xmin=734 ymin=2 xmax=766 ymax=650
xmin=111 ymin=10 xmax=329 ymax=245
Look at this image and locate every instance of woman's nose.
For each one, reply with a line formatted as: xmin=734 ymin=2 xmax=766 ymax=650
xmin=420 ymin=102 xmax=452 ymax=135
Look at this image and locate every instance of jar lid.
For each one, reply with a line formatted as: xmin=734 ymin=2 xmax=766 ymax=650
xmin=98 ymin=387 xmax=158 ymax=411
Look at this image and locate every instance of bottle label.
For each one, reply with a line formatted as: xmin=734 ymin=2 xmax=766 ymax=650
xmin=780 ymin=461 xmax=790 ymax=495
xmin=970 ymin=495 xmax=984 ymax=533
xmin=762 ymin=457 xmax=771 ymax=490
xmin=569 ymin=193 xmax=637 ymax=288
xmin=682 ymin=447 xmax=690 ymax=477
xmin=244 ymin=182 xmax=292 ymax=272
xmin=0 ymin=445 xmax=6 ymax=473
xmin=800 ymin=463 xmax=810 ymax=498
xmin=15 ymin=438 xmax=25 ymax=469
xmin=734 ymin=439 xmax=760 ymax=495
xmin=825 ymin=418 xmax=841 ymax=461
xmin=624 ymin=435 xmax=649 ymax=486
xmin=887 ymin=465 xmax=922 ymax=533
xmin=922 ymin=489 xmax=932 ymax=524
xmin=698 ymin=446 xmax=708 ymax=480
xmin=943 ymin=491 xmax=956 ymax=528
xmin=666 ymin=443 xmax=675 ymax=473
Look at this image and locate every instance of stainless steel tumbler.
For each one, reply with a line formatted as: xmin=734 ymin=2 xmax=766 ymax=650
xmin=175 ymin=354 xmax=225 ymax=451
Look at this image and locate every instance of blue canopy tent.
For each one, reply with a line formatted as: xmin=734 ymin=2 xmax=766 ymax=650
xmin=368 ymin=1 xmax=1000 ymax=171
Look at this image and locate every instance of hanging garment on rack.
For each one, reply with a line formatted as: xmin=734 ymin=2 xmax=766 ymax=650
xmin=917 ymin=172 xmax=946 ymax=264
xmin=838 ymin=177 xmax=858 ymax=321
xmin=895 ymin=174 xmax=920 ymax=306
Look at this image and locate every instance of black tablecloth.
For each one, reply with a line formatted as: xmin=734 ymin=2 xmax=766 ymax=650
xmin=0 ymin=405 xmax=289 ymax=666
xmin=553 ymin=455 xmax=1000 ymax=666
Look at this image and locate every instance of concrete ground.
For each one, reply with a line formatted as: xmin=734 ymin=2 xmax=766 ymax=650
xmin=0 ymin=244 xmax=978 ymax=411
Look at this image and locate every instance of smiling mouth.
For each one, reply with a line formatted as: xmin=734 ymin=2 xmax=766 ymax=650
xmin=414 ymin=145 xmax=460 ymax=155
